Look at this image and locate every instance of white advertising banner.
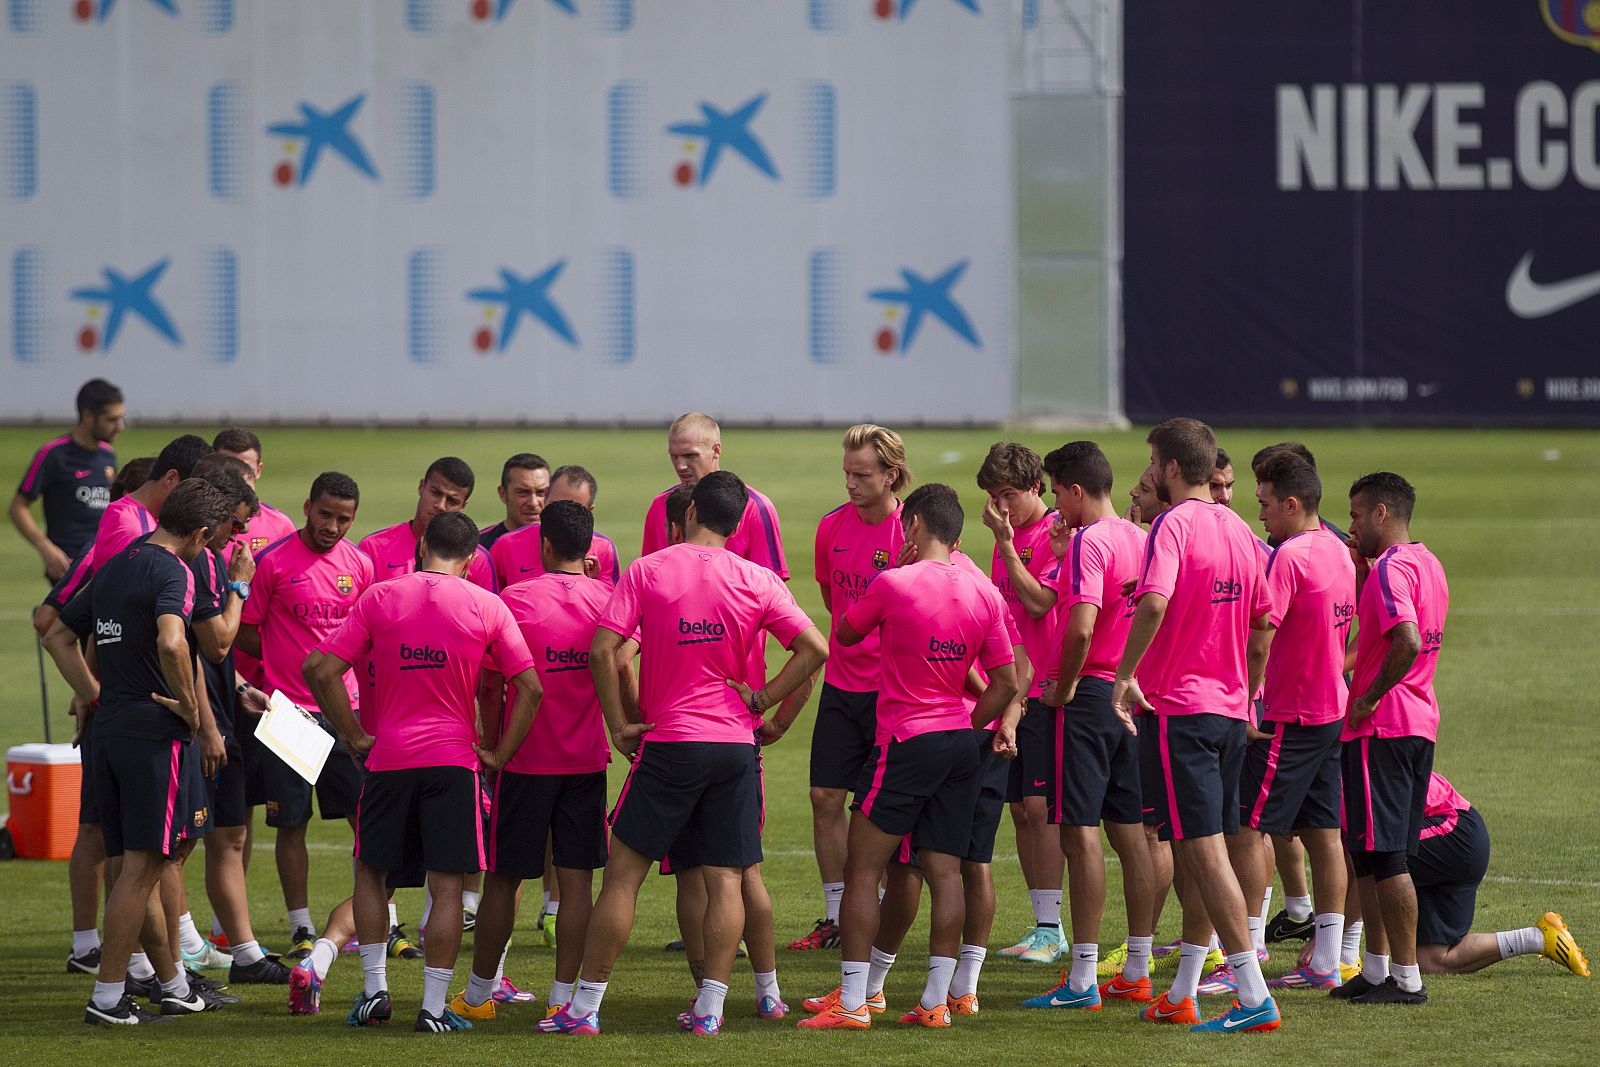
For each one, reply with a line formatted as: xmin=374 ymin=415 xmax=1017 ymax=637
xmin=0 ymin=0 xmax=1013 ymax=424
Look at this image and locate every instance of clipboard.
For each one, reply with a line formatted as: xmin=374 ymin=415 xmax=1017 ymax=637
xmin=253 ymin=690 xmax=334 ymax=785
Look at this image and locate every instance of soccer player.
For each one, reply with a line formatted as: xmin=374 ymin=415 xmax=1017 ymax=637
xmin=359 ymin=456 xmax=497 ymax=591
xmin=212 ymin=427 xmax=299 ymax=555
xmin=976 ymin=442 xmax=1067 ymax=964
xmin=478 ymin=452 xmax=551 ymax=549
xmin=1023 ymin=441 xmax=1159 ymax=1009
xmin=539 ymin=472 xmax=825 ymax=1037
xmin=45 ymin=478 xmax=235 ymax=1024
xmin=798 ymin=483 xmax=1018 ymax=1031
xmin=490 ymin=464 xmax=621 ymax=589
xmin=307 ymin=512 xmax=542 ymax=1033
xmin=237 ymin=472 xmax=375 ymax=958
xmin=92 ymin=435 xmax=213 ymax=573
xmin=1112 ymin=417 xmax=1281 ymax=1034
xmin=1126 ymin=463 xmax=1163 ymax=526
xmin=1331 ymin=471 xmax=1448 ymax=1006
xmin=10 ymin=378 xmax=123 ymax=579
xmin=1209 ymin=448 xmax=1235 ymax=507
xmin=797 ymin=424 xmax=910 ymax=951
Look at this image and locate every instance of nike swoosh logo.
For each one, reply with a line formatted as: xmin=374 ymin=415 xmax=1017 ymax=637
xmin=1032 ymin=779 xmax=1047 ymax=787
xmin=520 ymin=566 xmax=537 ymax=572
xmin=74 ymin=469 xmax=91 ymax=478
xmin=1153 ymin=1006 xmax=1188 ymax=1019
xmin=386 ymin=561 xmax=405 ymax=568
xmin=832 ymin=546 xmax=848 ymax=552
xmin=289 ymin=576 xmax=309 ymax=583
xmin=1221 ymin=1009 xmax=1271 ymax=1030
xmin=1506 ymin=253 xmax=1600 ymax=318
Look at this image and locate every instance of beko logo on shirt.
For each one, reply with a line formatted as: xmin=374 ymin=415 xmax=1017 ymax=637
xmin=546 ymin=647 xmax=589 ymax=673
xmin=925 ymin=635 xmax=968 ymax=662
xmin=1421 ymin=628 xmax=1443 ymax=654
xmin=1333 ymin=601 xmax=1355 ymax=631
xmin=678 ymin=618 xmax=725 ymax=645
xmin=399 ymin=643 xmax=447 ymax=670
xmin=1211 ymin=578 xmax=1242 ymax=605
xmin=95 ymin=618 xmax=123 ymax=645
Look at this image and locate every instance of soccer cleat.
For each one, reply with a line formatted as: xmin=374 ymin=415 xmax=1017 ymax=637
xmin=1152 ymin=938 xmax=1181 ymax=958
xmin=1264 ymin=909 xmax=1316 ymax=942
xmin=1140 ymin=992 xmax=1200 ymax=1024
xmin=1537 ymin=912 xmax=1591 ymax=977
xmin=898 ymin=1002 xmax=952 ymax=1028
xmin=1000 ymin=925 xmax=1041 ymax=957
xmin=757 ymin=995 xmax=789 ymax=1019
xmin=449 ymin=992 xmax=496 ymax=1021
xmin=540 ymin=911 xmax=558 ymax=948
xmin=181 ymin=941 xmax=233 ymax=970
xmin=388 ymin=924 xmax=423 ymax=960
xmin=183 ymin=971 xmax=240 ymax=1004
xmin=67 ymin=947 xmax=102 ymax=975
xmin=542 ymin=1003 xmax=563 ymax=1021
xmin=1017 ymin=926 xmax=1068 ymax=963
xmin=1097 ymin=941 xmax=1129 ymax=977
xmin=535 ymin=1004 xmax=600 ymax=1035
xmin=159 ymin=983 xmax=228 ymax=1014
xmin=1205 ymin=947 xmax=1227 ymax=970
xmin=1268 ymin=965 xmax=1341 ymax=990
xmin=1198 ymin=964 xmax=1238 ymax=997
xmin=229 ymin=955 xmax=291 ymax=984
xmin=1021 ymin=970 xmax=1102 ymax=1010
xmin=946 ymin=992 xmax=979 ymax=1015
xmin=1190 ymin=996 xmax=1281 ymax=1033
xmin=1099 ymin=973 xmax=1155 ymax=1003
xmin=802 ymin=986 xmax=886 ymax=1014
xmin=492 ymin=975 xmax=536 ymax=1003
xmin=1349 ymin=976 xmax=1427 ymax=1005
xmin=1338 ymin=962 xmax=1361 ymax=983
xmin=85 ymin=995 xmax=174 ymax=1026
xmin=415 ymin=1007 xmax=474 ymax=1032
xmin=796 ymin=1004 xmax=872 ymax=1030
xmin=461 ymin=909 xmax=477 ymax=933
xmin=123 ymin=972 xmax=160 ymax=1002
xmin=787 ymin=918 xmax=842 ymax=951
xmin=288 ymin=959 xmax=323 ymax=1015
xmin=286 ymin=926 xmax=316 ymax=961
xmin=681 ymin=1012 xmax=721 ymax=1035
xmin=664 ymin=938 xmax=685 ymax=951
xmin=207 ymin=933 xmax=232 ymax=953
xmin=347 ymin=989 xmax=393 ymax=1026
xmin=1328 ymin=971 xmax=1379 ymax=1000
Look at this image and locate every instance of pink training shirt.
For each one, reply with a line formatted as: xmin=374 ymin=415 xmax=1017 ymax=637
xmin=845 ymin=557 xmax=1014 ymax=745
xmin=1263 ymin=527 xmax=1355 ymax=725
xmin=320 ymin=571 xmax=534 ymax=772
xmin=358 ymin=521 xmax=498 ymax=592
xmin=1043 ymin=516 xmax=1148 ymax=682
xmin=1135 ymin=499 xmax=1274 ymax=719
xmin=814 ymin=501 xmax=905 ymax=693
xmin=639 ymin=482 xmax=789 ymax=579
xmin=229 ymin=505 xmax=300 ymax=686
xmin=990 ymin=508 xmax=1064 ymax=698
xmin=90 ymin=495 xmax=157 ymax=571
xmin=1344 ymin=541 xmax=1449 ymax=742
xmin=241 ymin=534 xmax=374 ymax=711
xmin=490 ymin=522 xmax=622 ymax=590
xmin=1420 ymin=772 xmax=1471 ymax=840
xmin=599 ymin=543 xmax=813 ymax=745
xmin=952 ymin=551 xmax=1023 ymax=723
xmin=500 ymin=573 xmax=614 ymax=776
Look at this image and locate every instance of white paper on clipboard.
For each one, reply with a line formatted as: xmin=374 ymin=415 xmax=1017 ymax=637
xmin=253 ymin=690 xmax=333 ymax=785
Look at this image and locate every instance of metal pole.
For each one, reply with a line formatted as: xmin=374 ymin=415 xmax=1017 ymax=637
xmin=36 ymin=633 xmax=52 ymax=744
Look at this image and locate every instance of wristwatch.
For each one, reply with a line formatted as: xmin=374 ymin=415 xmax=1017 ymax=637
xmin=228 ymin=580 xmax=251 ymax=601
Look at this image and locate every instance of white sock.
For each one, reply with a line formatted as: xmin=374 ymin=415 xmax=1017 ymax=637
xmin=288 ymin=907 xmax=313 ymax=935
xmin=462 ymin=890 xmax=481 ymax=913
xmin=159 ymin=972 xmax=191 ymax=1000
xmin=1286 ymin=894 xmax=1313 ymax=922
xmin=127 ymin=952 xmax=155 ymax=980
xmin=310 ymin=938 xmax=338 ymax=981
xmin=420 ymin=886 xmax=434 ymax=932
xmin=1496 ymin=927 xmax=1544 ymax=959
xmin=423 ymin=965 xmax=452 ymax=1016
xmin=950 ymin=944 xmax=987 ymax=998
xmin=93 ymin=980 xmax=124 ymax=1009
xmin=1170 ymin=942 xmax=1209 ymax=1001
xmin=542 ymin=890 xmax=554 ymax=912
xmin=822 ymin=881 xmax=845 ymax=924
xmin=550 ymin=979 xmax=574 ymax=1007
xmin=72 ymin=929 xmax=101 ymax=957
xmin=694 ymin=978 xmax=728 ymax=1020
xmin=388 ymin=902 xmax=399 ymax=928
xmin=211 ymin=915 xmax=224 ymax=939
xmin=464 ymin=970 xmax=497 ymax=1007
xmin=840 ymin=960 xmax=869 ymax=1012
xmin=1227 ymin=949 xmax=1270 ymax=1009
xmin=1310 ymin=913 xmax=1343 ymax=974
xmin=570 ymin=978 xmax=607 ymax=1017
xmin=495 ymin=939 xmax=510 ymax=982
xmin=754 ymin=970 xmax=780 ymax=1003
xmin=1248 ymin=914 xmax=1266 ymax=952
xmin=546 ymin=899 xmax=560 ymax=916
xmin=1342 ymin=920 xmax=1364 ymax=966
xmin=1124 ymin=934 xmax=1154 ymax=981
xmin=1362 ymin=950 xmax=1390 ymax=983
xmin=1208 ymin=932 xmax=1221 ymax=951
xmin=1029 ymin=888 xmax=1063 ymax=927
xmin=867 ymin=947 xmax=896 ymax=996
xmin=1259 ymin=886 xmax=1274 ymax=924
xmin=1392 ymin=960 xmax=1422 ymax=993
xmin=232 ymin=939 xmax=266 ymax=966
xmin=359 ymin=942 xmax=388 ymax=996
xmin=1069 ymin=943 xmax=1098 ymax=992
xmin=177 ymin=912 xmax=206 ymax=955
xmin=920 ymin=955 xmax=957 ymax=1010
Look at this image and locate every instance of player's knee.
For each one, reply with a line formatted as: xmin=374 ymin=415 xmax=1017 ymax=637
xmin=1369 ymin=850 xmax=1409 ymax=881
xmin=810 ymin=786 xmax=846 ymax=813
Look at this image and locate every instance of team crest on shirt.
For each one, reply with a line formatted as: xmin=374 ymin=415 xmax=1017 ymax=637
xmin=250 ymin=536 xmax=270 ymax=551
xmin=1019 ymin=546 xmax=1034 ymax=564
xmin=265 ymin=800 xmax=279 ymax=818
xmin=872 ymin=548 xmax=890 ymax=570
xmin=336 ymin=574 xmax=355 ymax=595
xmin=193 ymin=806 xmax=208 ymax=829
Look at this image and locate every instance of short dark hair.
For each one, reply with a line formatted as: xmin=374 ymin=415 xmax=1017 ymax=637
xmin=1349 ymin=471 xmax=1415 ymax=523
xmin=1042 ymin=441 xmax=1114 ymax=498
xmin=424 ymin=456 xmax=475 ymax=495
xmin=159 ymin=478 xmax=231 ymax=538
xmin=309 ymin=471 xmax=360 ymax=508
xmin=111 ymin=457 xmax=155 ymax=501
xmin=902 ymin=483 xmax=963 ymax=545
xmin=540 ymin=500 xmax=593 ymax=562
xmin=976 ymin=442 xmax=1044 ymax=494
xmin=665 ymin=483 xmax=694 ymax=532
xmin=151 ymin=434 xmax=213 ymax=481
xmin=191 ymin=456 xmax=259 ymax=517
xmin=212 ymin=427 xmax=263 ymax=457
xmin=1255 ymin=452 xmax=1322 ymax=514
xmin=500 ymin=452 xmax=549 ymax=488
xmin=422 ymin=512 xmax=480 ymax=561
xmin=76 ymin=378 xmax=122 ymax=416
xmin=1214 ymin=447 xmax=1232 ymax=471
xmin=1252 ymin=440 xmax=1317 ymax=472
xmin=1147 ymin=418 xmax=1217 ymax=487
xmin=551 ymin=464 xmax=598 ymax=502
xmin=691 ymin=471 xmax=748 ymax=536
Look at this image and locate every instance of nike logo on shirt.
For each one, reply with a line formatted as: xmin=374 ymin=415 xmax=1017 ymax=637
xmin=74 ymin=469 xmax=92 ymax=478
xmin=386 ymin=561 xmax=405 ymax=568
xmin=1506 ymin=253 xmax=1600 ymax=318
xmin=290 ymin=576 xmax=309 ymax=583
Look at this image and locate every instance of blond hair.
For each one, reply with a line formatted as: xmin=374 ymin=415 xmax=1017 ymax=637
xmin=668 ymin=411 xmax=721 ymax=444
xmin=842 ymin=424 xmax=913 ymax=493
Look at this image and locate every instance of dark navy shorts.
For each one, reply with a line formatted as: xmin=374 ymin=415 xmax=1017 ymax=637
xmin=1139 ymin=712 xmax=1246 ymax=842
xmin=1342 ymin=735 xmax=1434 ymax=855
xmin=854 ymin=729 xmax=980 ymax=859
xmin=810 ymin=684 xmax=878 ymax=791
xmin=1006 ymin=698 xmax=1055 ymax=803
xmin=1051 ymin=678 xmax=1142 ymax=827
xmin=1239 ymin=719 xmax=1342 ymax=835
xmin=610 ymin=741 xmax=762 ymax=870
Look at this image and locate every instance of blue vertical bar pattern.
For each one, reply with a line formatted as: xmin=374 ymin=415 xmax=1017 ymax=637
xmin=407 ymin=247 xmax=442 ymax=364
xmin=204 ymin=247 xmax=239 ymax=363
xmin=1023 ymin=0 xmax=1037 ymax=30
xmin=606 ymin=81 xmax=642 ymax=201
xmin=399 ymin=81 xmax=435 ymax=200
xmin=7 ymin=0 xmax=41 ymax=33
xmin=808 ymin=0 xmax=841 ymax=33
xmin=3 ymin=82 xmax=37 ymax=201
xmin=599 ymin=246 xmax=635 ymax=364
xmin=404 ymin=0 xmax=437 ymax=34
xmin=197 ymin=0 xmax=234 ymax=34
xmin=599 ymin=0 xmax=633 ymax=33
xmin=808 ymin=247 xmax=843 ymax=365
xmin=12 ymin=247 xmax=43 ymax=363
xmin=207 ymin=81 xmax=241 ymax=202
xmin=801 ymin=80 xmax=836 ymax=200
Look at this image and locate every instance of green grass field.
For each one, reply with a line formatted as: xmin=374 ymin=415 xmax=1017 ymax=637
xmin=0 ymin=424 xmax=1595 ymax=1064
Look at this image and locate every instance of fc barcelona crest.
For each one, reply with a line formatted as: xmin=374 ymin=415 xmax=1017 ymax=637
xmin=336 ymin=574 xmax=355 ymax=595
xmin=1543 ymin=1 xmax=1600 ymax=50
xmin=1019 ymin=546 xmax=1034 ymax=564
xmin=872 ymin=548 xmax=891 ymax=570
xmin=250 ymin=536 xmax=270 ymax=551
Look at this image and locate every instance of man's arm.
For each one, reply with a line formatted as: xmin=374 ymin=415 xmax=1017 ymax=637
xmin=614 ymin=638 xmax=642 ymax=723
xmin=1247 ymin=617 xmax=1276 ymax=702
xmin=235 ymin=622 xmax=262 ymax=660
xmin=9 ymin=492 xmax=69 ymax=580
xmin=193 ymin=651 xmax=227 ymax=777
xmin=835 ymin=616 xmax=868 ymax=646
xmin=983 ymin=500 xmax=1058 ymax=618
xmin=42 ymin=618 xmax=99 ymax=705
xmin=970 ymin=661 xmax=1020 ymax=731
xmin=1109 ymin=593 xmax=1167 ymax=732
xmin=195 ymin=543 xmax=257 ymax=664
xmin=153 ymin=615 xmax=200 ymax=732
xmin=478 ymin=667 xmax=542 ymax=772
xmin=1349 ymin=622 xmax=1421 ymax=725
xmin=1044 ymin=603 xmax=1098 ymax=706
xmin=591 ymin=627 xmax=652 ymax=755
xmin=303 ymin=650 xmax=368 ymax=753
xmin=477 ymin=669 xmax=505 ymax=751
xmin=747 ymin=627 xmax=828 ymax=742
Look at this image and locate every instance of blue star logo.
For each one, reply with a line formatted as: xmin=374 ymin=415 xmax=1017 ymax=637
xmin=867 ymin=260 xmax=981 ymax=354
xmin=70 ymin=259 xmax=182 ymax=351
xmin=666 ymin=93 xmax=779 ymax=187
xmin=266 ymin=94 xmax=379 ymax=186
xmin=467 ymin=261 xmax=579 ymax=351
xmin=893 ymin=0 xmax=980 ymax=18
xmin=91 ymin=0 xmax=179 ymax=21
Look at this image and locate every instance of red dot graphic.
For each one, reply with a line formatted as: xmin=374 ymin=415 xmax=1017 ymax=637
xmin=473 ymin=328 xmax=494 ymax=352
xmin=874 ymin=0 xmax=894 ymax=19
xmin=471 ymin=0 xmax=491 ymax=20
xmin=674 ymin=162 xmax=694 ymax=187
xmin=273 ymin=161 xmax=294 ymax=186
xmin=78 ymin=327 xmax=97 ymax=351
xmin=875 ymin=328 xmax=895 ymax=354
xmin=74 ymin=0 xmax=94 ymax=22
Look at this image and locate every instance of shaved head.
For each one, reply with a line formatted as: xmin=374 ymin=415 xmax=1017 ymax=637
xmin=667 ymin=412 xmax=724 ymax=484
xmin=669 ymin=412 xmax=721 ymax=445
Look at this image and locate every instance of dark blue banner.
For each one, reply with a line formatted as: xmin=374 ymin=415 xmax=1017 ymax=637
xmin=1124 ymin=1 xmax=1600 ymax=425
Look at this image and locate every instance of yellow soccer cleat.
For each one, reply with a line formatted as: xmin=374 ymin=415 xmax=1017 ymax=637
xmin=448 ymin=992 xmax=496 ymax=1022
xmin=1338 ymin=961 xmax=1361 ymax=983
xmin=1537 ymin=912 xmax=1591 ymax=977
xmin=1097 ymin=942 xmax=1129 ymax=978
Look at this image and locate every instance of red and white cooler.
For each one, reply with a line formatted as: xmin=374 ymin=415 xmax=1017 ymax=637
xmin=5 ymin=743 xmax=81 ymax=860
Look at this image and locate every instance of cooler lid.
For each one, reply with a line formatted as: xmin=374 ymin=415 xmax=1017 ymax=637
xmin=6 ymin=742 xmax=82 ymax=765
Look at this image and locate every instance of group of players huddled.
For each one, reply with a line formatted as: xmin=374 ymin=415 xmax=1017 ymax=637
xmin=12 ymin=380 xmax=1589 ymax=1036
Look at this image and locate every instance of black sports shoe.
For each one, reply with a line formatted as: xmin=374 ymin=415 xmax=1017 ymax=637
xmin=85 ymin=994 xmax=174 ymax=1026
xmin=348 ymin=989 xmax=393 ymax=1026
xmin=1329 ymin=972 xmax=1381 ymax=1000
xmin=1263 ymin=908 xmax=1316 ymax=942
xmin=229 ymin=955 xmax=291 ymax=984
xmin=462 ymin=909 xmax=477 ymax=933
xmin=387 ymin=924 xmax=424 ymax=960
xmin=123 ymin=972 xmax=160 ymax=1002
xmin=159 ymin=981 xmax=229 ymax=1014
xmin=186 ymin=970 xmax=242 ymax=1004
xmin=415 ymin=1007 xmax=474 ymax=1032
xmin=1350 ymin=976 xmax=1428 ymax=1005
xmin=286 ymin=926 xmax=317 ymax=961
xmin=67 ymin=947 xmax=103 ymax=975
xmin=664 ymin=938 xmax=685 ymax=951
